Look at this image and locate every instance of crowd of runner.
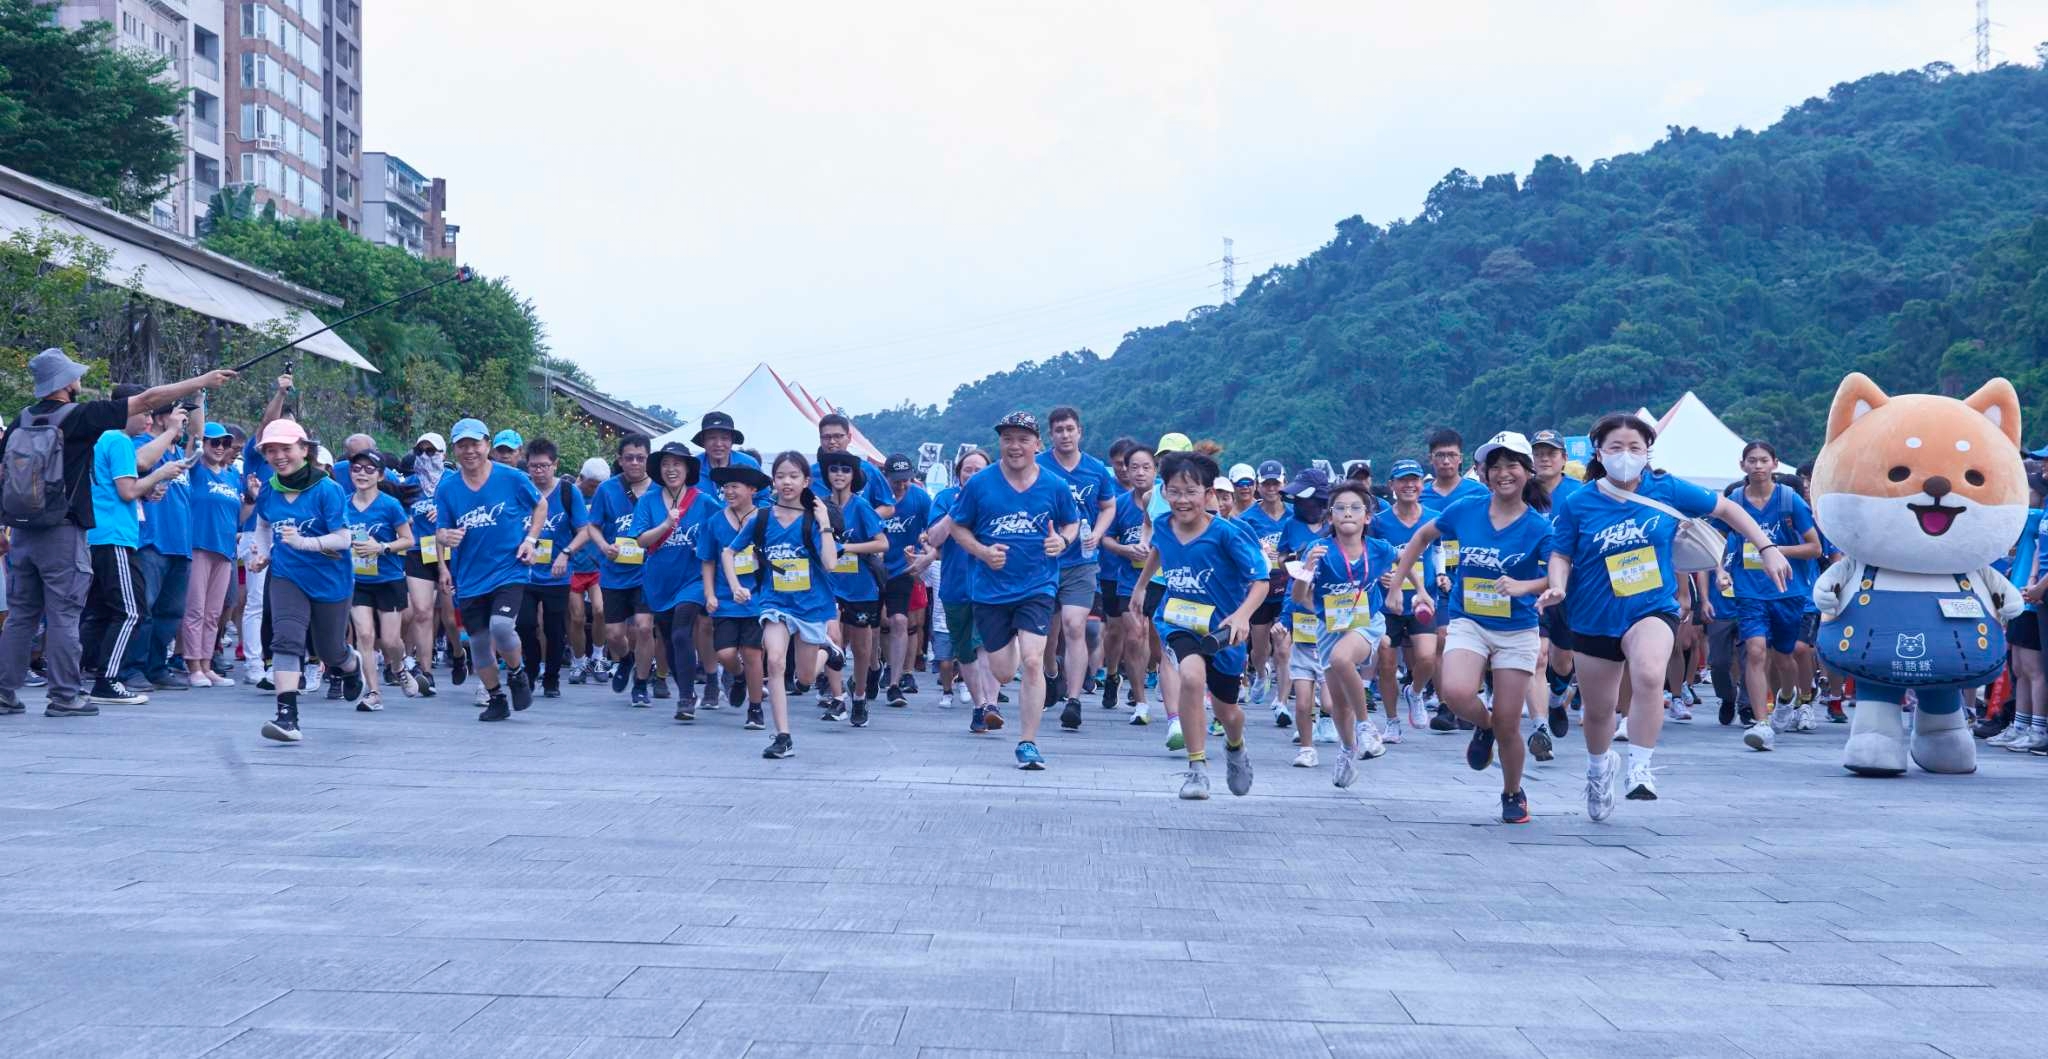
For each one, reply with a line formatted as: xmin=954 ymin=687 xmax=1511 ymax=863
xmin=4 ymin=347 xmax=2047 ymax=823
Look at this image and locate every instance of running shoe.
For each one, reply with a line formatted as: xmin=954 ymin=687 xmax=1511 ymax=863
xmin=744 ymin=703 xmax=765 ymax=730
xmin=1060 ymin=697 xmax=1083 ymax=731
xmin=1429 ymin=706 xmax=1456 ymax=732
xmin=631 ymin=681 xmax=652 ymax=709
xmin=866 ymin=666 xmax=884 ymax=702
xmin=1548 ymin=702 xmax=1569 ymax=738
xmin=1383 ymin=717 xmax=1403 ymax=744
xmin=542 ymin=676 xmax=560 ymax=699
xmin=567 ymin=658 xmax=590 ymax=685
xmin=1796 ymin=702 xmax=1819 ymax=732
xmin=1332 ymin=750 xmax=1357 ymax=788
xmin=392 ymin=666 xmax=419 ymax=698
xmin=1178 ymin=765 xmax=1210 ymax=799
xmin=1769 ymin=704 xmax=1794 ymax=735
xmin=675 ymin=702 xmax=696 ymax=723
xmin=1015 ymin=740 xmax=1045 ymax=770
xmin=44 ymin=697 xmax=97 ymax=718
xmin=1357 ymin=721 xmax=1386 ymax=761
xmin=1625 ymin=760 xmax=1659 ymax=801
xmin=479 ymin=693 xmax=511 ymax=722
xmin=970 ymin=706 xmax=989 ymax=734
xmin=1208 ymin=720 xmax=1223 ymax=737
xmin=1743 ymin=722 xmax=1775 ymax=751
xmin=0 ymin=694 xmax=19 ymax=716
xmin=1166 ymin=717 xmax=1184 ymax=751
xmin=1501 ymin=789 xmax=1530 ymax=824
xmin=727 ymin=673 xmax=745 ymax=709
xmin=1528 ymin=727 xmax=1554 ymax=762
xmin=902 ymin=674 xmax=919 ymax=695
xmin=821 ymin=697 xmax=846 ymax=722
xmin=887 ymin=680 xmax=908 ymax=708
xmin=1272 ymin=702 xmax=1291 ymax=728
xmin=452 ymin=648 xmax=470 ymax=686
xmin=261 ymin=706 xmax=301 ymax=742
xmin=1465 ymin=724 xmax=1495 ymax=771
xmin=507 ymin=667 xmax=532 ymax=712
xmin=1101 ymin=672 xmax=1121 ymax=710
xmin=1128 ymin=703 xmax=1149 ymax=726
xmin=850 ymin=700 xmax=870 ymax=728
xmin=1311 ymin=715 xmax=1337 ymax=744
xmin=1585 ymin=749 xmax=1620 ymax=822
xmin=1719 ymin=695 xmax=1736 ymax=726
xmin=955 ymin=685 xmax=973 ymax=708
xmin=610 ymin=652 xmax=633 ymax=694
xmin=763 ymin=732 xmax=794 ymax=759
xmin=1988 ymin=723 xmax=2027 ymax=748
xmin=1145 ymin=669 xmax=1157 ymax=690
xmin=1248 ymin=673 xmax=1267 ymax=707
xmin=1665 ymin=694 xmax=1692 ymax=723
xmin=357 ymin=691 xmax=383 ymax=713
xmin=2008 ymin=728 xmax=2048 ymax=753
xmin=1224 ymin=745 xmax=1253 ymax=795
xmin=1292 ymin=745 xmax=1318 ymax=768
xmin=651 ymin=676 xmax=671 ymax=700
xmin=1614 ymin=716 xmax=1629 ymax=743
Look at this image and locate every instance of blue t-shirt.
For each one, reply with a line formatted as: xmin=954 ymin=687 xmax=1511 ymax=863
xmin=1277 ymin=517 xmax=1328 ymax=621
xmin=570 ymin=487 xmax=603 ymax=574
xmin=256 ymin=475 xmax=352 ymax=603
xmin=189 ymin=462 xmax=242 ymax=559
xmin=2011 ymin=508 xmax=2042 ymax=597
xmin=631 ymin=486 xmax=721 ymax=613
xmin=879 ymin=485 xmax=932 ymax=578
xmin=2031 ymin=511 xmax=2048 ymax=613
xmin=1106 ymin=491 xmax=1150 ymax=595
xmin=701 ymin=506 xmax=764 ymax=619
xmin=1714 ymin=483 xmax=1814 ymax=601
xmin=949 ymin=464 xmax=1081 ymax=605
xmin=87 ymin=430 xmax=142 ymax=548
xmin=434 ymin=463 xmax=543 ymax=599
xmin=1419 ymin=475 xmax=1488 ymax=517
xmin=811 ymin=461 xmax=894 ymax=513
xmin=1433 ymin=497 xmax=1553 ymax=631
xmin=400 ymin=472 xmax=443 ymax=556
xmin=1545 ymin=476 xmax=1584 ymax=513
xmin=826 ymin=495 xmax=884 ymax=603
xmin=140 ymin=437 xmax=192 ymax=557
xmin=529 ymin=480 xmax=589 ymax=587
xmin=341 ymin=491 xmax=410 ymax=584
xmin=589 ymin=477 xmax=655 ymax=589
xmin=742 ymin=507 xmax=837 ymax=623
xmin=1238 ymin=503 xmax=1290 ymax=561
xmin=932 ymin=485 xmax=973 ymax=605
xmin=1149 ymin=512 xmax=1271 ymax=677
xmin=1305 ymin=535 xmax=1399 ymax=632
xmin=1552 ymin=472 xmax=1721 ymax=637
xmin=1370 ymin=505 xmax=1439 ymax=609
xmin=1036 ymin=451 xmax=1117 ymax=568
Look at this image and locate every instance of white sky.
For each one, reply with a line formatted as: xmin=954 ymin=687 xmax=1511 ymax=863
xmin=365 ymin=1 xmax=2048 ymax=422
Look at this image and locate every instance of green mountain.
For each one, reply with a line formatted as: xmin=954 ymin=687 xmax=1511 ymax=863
xmin=859 ymin=62 xmax=2048 ymax=466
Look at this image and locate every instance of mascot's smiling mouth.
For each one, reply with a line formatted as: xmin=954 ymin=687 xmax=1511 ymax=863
xmin=1908 ymin=501 xmax=1962 ymax=536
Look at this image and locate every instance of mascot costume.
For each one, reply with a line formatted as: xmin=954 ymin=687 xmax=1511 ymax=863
xmin=1810 ymin=373 xmax=2028 ymax=776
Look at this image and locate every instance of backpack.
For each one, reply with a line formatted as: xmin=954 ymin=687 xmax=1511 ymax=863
xmin=1 ymin=403 xmax=82 ymax=528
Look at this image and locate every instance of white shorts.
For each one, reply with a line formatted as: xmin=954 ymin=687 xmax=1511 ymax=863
xmin=1442 ymin=617 xmax=1541 ymax=674
xmin=1288 ymin=616 xmax=1325 ymax=682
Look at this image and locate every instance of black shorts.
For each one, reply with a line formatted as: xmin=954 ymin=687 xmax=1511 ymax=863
xmin=714 ymin=615 xmax=764 ymax=651
xmin=602 ymin=583 xmax=650 ymax=624
xmin=882 ymin=574 xmax=917 ymax=617
xmin=1102 ymin=589 xmax=1130 ymax=619
xmin=1539 ymin=603 xmax=1573 ymax=650
xmin=1138 ymin=581 xmax=1165 ymax=620
xmin=1250 ymin=596 xmax=1283 ymax=627
xmin=1162 ymin=630 xmax=1242 ymax=704
xmin=1570 ymin=611 xmax=1679 ymax=663
xmin=838 ymin=599 xmax=883 ymax=628
xmin=404 ymin=551 xmax=439 ymax=582
xmin=973 ymin=595 xmax=1055 ymax=653
xmin=458 ymin=583 xmax=526 ymax=637
xmin=1798 ymin=608 xmax=1821 ymax=648
xmin=1386 ymin=610 xmax=1437 ymax=649
xmin=2011 ymin=611 xmax=2042 ymax=652
xmin=352 ymin=580 xmax=407 ymax=612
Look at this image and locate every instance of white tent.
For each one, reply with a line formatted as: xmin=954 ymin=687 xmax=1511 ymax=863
xmin=652 ymin=362 xmax=885 ymax=464
xmin=1648 ymin=391 xmax=1747 ymax=490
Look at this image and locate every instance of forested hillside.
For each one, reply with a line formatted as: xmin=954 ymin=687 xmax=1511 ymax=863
xmin=860 ymin=62 xmax=2048 ymax=464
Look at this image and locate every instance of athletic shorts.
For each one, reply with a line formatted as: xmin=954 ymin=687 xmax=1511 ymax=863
xmin=910 ymin=580 xmax=927 ymax=612
xmin=2010 ymin=611 xmax=2041 ymax=652
xmin=1139 ymin=581 xmax=1165 ymax=620
xmin=1102 ymin=590 xmax=1130 ymax=619
xmin=759 ymin=608 xmax=835 ymax=648
xmin=974 ymin=596 xmax=1054 ymax=654
xmin=1056 ymin=563 xmax=1099 ymax=610
xmin=883 ymin=573 xmax=917 ymax=617
xmin=942 ymin=602 xmax=981 ymax=662
xmin=570 ymin=570 xmax=599 ymax=594
xmin=1539 ymin=602 xmax=1573 ymax=650
xmin=1098 ymin=576 xmax=1119 ymax=610
xmin=1316 ymin=626 xmax=1379 ymax=675
xmin=1442 ymin=618 xmax=1541 ymax=674
xmin=713 ymin=615 xmax=763 ymax=651
xmin=457 ymin=583 xmax=525 ymax=639
xmin=1161 ymin=629 xmax=1243 ymax=703
xmin=404 ymin=552 xmax=439 ymax=582
xmin=1250 ymin=596 xmax=1283 ymax=627
xmin=1733 ymin=596 xmax=1805 ymax=655
xmin=838 ymin=599 xmax=883 ymax=628
xmin=1570 ymin=612 xmax=1679 ymax=664
xmin=1385 ymin=609 xmax=1437 ymax=648
xmin=1799 ymin=607 xmax=1821 ymax=649
xmin=602 ymin=584 xmax=650 ymax=624
xmin=1289 ymin=615 xmax=1326 ymax=682
xmin=352 ymin=580 xmax=407 ymax=612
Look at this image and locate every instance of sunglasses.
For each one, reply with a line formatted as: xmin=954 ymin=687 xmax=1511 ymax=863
xmin=206 ymin=438 xmax=236 ymax=448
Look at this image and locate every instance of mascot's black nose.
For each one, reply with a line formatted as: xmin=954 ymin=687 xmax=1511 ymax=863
xmin=1923 ymin=475 xmax=1952 ymax=499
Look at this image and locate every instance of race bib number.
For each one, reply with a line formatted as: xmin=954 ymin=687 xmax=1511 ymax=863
xmin=1938 ymin=596 xmax=1985 ymax=619
xmin=420 ymin=537 xmax=440 ymax=564
xmin=1292 ymin=611 xmax=1321 ymax=644
xmin=732 ymin=547 xmax=758 ymax=576
xmin=1604 ymin=547 xmax=1662 ymax=597
xmin=1742 ymin=541 xmax=1763 ymax=570
xmin=832 ymin=552 xmax=861 ymax=575
xmin=533 ymin=538 xmax=554 ymax=565
xmin=771 ymin=557 xmax=810 ymax=593
xmin=1163 ymin=596 xmax=1215 ymax=632
xmin=353 ymin=549 xmax=379 ymax=577
xmin=1442 ymin=540 xmax=1459 ymax=568
xmin=1462 ymin=576 xmax=1510 ymax=618
xmin=615 ymin=539 xmax=644 ymax=565
xmin=1322 ymin=590 xmax=1361 ymax=631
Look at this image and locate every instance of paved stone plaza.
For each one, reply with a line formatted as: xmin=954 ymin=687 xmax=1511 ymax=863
xmin=1 ymin=678 xmax=2042 ymax=1058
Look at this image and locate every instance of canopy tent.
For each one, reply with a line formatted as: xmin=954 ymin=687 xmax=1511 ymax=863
xmin=653 ymin=362 xmax=885 ymax=464
xmin=1648 ymin=391 xmax=1747 ymax=490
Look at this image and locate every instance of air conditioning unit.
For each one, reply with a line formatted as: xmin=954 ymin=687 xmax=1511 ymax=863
xmin=252 ymin=136 xmax=283 ymax=152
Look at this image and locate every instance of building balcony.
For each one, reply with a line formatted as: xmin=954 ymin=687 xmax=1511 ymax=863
xmin=192 ymin=117 xmax=219 ymax=144
xmin=191 ymin=52 xmax=219 ymax=83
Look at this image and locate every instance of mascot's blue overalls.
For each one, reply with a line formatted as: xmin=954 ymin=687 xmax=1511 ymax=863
xmin=1821 ymin=566 xmax=2005 ymax=717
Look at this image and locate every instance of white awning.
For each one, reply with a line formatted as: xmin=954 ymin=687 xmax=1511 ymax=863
xmin=0 ymin=170 xmax=374 ymax=372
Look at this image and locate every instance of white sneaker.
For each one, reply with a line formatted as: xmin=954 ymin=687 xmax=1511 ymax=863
xmin=1383 ymin=716 xmax=1403 ymax=745
xmin=1292 ymin=745 xmax=1318 ymax=768
xmin=475 ymin=682 xmax=490 ymax=706
xmin=1770 ymin=699 xmax=1796 ymax=733
xmin=1614 ymin=716 xmax=1629 ymax=743
xmin=1744 ymin=722 xmax=1775 ymax=751
xmin=1400 ymin=686 xmax=1424 ymax=729
xmin=956 ymin=685 xmax=973 ymax=708
xmin=1796 ymin=702 xmax=1819 ymax=732
xmin=210 ymin=671 xmax=236 ymax=687
xmin=1665 ymin=695 xmax=1693 ymax=722
xmin=2008 ymin=727 xmax=2048 ymax=753
xmin=1312 ymin=715 xmax=1338 ymax=745
xmin=1585 ymin=750 xmax=1621 ymax=822
xmin=1625 ymin=760 xmax=1658 ymax=801
xmin=1988 ymin=723 xmax=2026 ymax=747
xmin=1357 ymin=720 xmax=1386 ymax=760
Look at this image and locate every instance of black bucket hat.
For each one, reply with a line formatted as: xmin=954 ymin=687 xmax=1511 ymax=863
xmin=709 ymin=463 xmax=772 ymax=491
xmin=818 ymin=450 xmax=866 ymax=492
xmin=691 ymin=410 xmax=744 ymax=448
xmin=648 ymin=442 xmax=701 ymax=487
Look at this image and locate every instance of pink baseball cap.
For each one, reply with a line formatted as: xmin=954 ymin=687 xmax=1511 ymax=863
xmin=257 ymin=419 xmax=308 ymax=449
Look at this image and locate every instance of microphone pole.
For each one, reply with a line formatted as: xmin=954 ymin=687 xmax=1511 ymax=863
xmin=231 ymin=265 xmax=475 ymax=374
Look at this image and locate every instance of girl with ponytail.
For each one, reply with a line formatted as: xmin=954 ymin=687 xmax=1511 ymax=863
xmin=725 ymin=451 xmax=847 ymax=760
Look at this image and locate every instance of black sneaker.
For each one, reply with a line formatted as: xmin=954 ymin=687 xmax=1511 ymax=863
xmin=744 ymin=703 xmax=765 ymax=730
xmin=727 ymin=674 xmax=744 ymax=709
xmin=479 ymin=693 xmax=511 ymax=722
xmin=864 ymin=667 xmax=883 ymax=702
xmin=508 ymin=668 xmax=533 ymax=711
xmin=1082 ymin=672 xmax=1098 ymax=695
xmin=325 ymin=676 xmax=345 ymax=700
xmin=1548 ymin=704 xmax=1569 ymax=738
xmin=674 ymin=702 xmax=696 ymax=723
xmin=1044 ymin=675 xmax=1061 ymax=706
xmin=1429 ymin=707 xmax=1456 ymax=733
xmin=415 ymin=668 xmax=437 ymax=698
xmin=0 ymin=693 xmax=21 ymax=715
xmin=901 ymin=674 xmax=919 ymax=695
xmin=821 ymin=697 xmax=847 ymax=722
xmin=1719 ymin=697 xmax=1736 ymax=726
xmin=1465 ymin=724 xmax=1496 ymax=771
xmin=611 ymin=653 xmax=634 ymax=694
xmin=45 ymin=697 xmax=98 ymax=718
xmin=1501 ymin=788 xmax=1530 ymax=824
xmin=1060 ymin=697 xmax=1082 ymax=731
xmin=850 ymin=700 xmax=869 ymax=728
xmin=651 ymin=676 xmax=671 ymax=700
xmin=886 ymin=680 xmax=908 ymax=708
xmin=451 ymin=648 xmax=470 ymax=686
xmin=1737 ymin=704 xmax=1755 ymax=727
xmin=542 ymin=677 xmax=561 ymax=699
xmin=339 ymin=653 xmax=365 ymax=709
xmin=260 ymin=711 xmax=301 ymax=742
xmin=1101 ymin=672 xmax=1121 ymax=709
xmin=630 ymin=681 xmax=651 ymax=708
xmin=88 ymin=679 xmax=147 ymax=706
xmin=763 ymin=732 xmax=794 ymax=759
xmin=1527 ymin=727 xmax=1554 ymax=762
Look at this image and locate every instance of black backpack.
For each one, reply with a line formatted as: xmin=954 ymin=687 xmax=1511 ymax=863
xmin=1 ymin=403 xmax=82 ymax=528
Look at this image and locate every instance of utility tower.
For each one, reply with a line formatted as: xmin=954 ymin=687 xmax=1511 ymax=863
xmin=1977 ymin=0 xmax=1991 ymax=71
xmin=1220 ymin=238 xmax=1236 ymax=301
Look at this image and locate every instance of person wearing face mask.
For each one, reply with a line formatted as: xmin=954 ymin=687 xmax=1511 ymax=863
xmin=1277 ymin=467 xmax=1334 ymax=760
xmin=398 ymin=432 xmax=453 ymax=696
xmin=1539 ymin=413 xmax=1792 ymax=821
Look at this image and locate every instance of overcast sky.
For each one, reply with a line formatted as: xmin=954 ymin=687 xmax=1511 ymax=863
xmin=364 ymin=1 xmax=2048 ymax=423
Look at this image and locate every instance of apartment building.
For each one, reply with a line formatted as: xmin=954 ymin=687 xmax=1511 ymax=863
xmin=362 ymin=151 xmax=456 ymax=260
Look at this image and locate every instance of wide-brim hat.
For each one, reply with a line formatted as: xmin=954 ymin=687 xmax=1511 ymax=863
xmin=709 ymin=464 xmax=772 ymax=491
xmin=818 ymin=450 xmax=866 ymax=492
xmin=648 ymin=442 xmax=701 ymax=486
xmin=691 ymin=410 xmax=745 ymax=447
xmin=29 ymin=348 xmax=90 ymax=400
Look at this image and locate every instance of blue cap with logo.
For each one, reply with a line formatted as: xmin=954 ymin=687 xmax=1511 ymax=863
xmin=491 ymin=428 xmax=524 ymax=451
xmin=1256 ymin=459 xmax=1285 ymax=482
xmin=450 ymin=418 xmax=489 ymax=444
xmin=1389 ymin=459 xmax=1425 ymax=479
xmin=202 ymin=421 xmax=230 ymax=440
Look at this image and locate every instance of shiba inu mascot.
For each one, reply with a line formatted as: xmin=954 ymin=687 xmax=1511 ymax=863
xmin=1811 ymin=373 xmax=2029 ymax=776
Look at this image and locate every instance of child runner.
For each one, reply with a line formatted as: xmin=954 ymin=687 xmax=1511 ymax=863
xmin=702 ymin=463 xmax=774 ymax=729
xmin=725 ymin=451 xmax=845 ymax=759
xmin=819 ymin=451 xmax=888 ymax=727
xmin=1294 ymin=480 xmax=1398 ymax=789
xmin=1101 ymin=444 xmax=1157 ymax=726
xmin=341 ymin=449 xmax=414 ymax=710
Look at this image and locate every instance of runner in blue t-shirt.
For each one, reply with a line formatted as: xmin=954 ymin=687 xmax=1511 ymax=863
xmin=1236 ymin=459 xmax=1294 ymax=721
xmin=921 ymin=448 xmax=996 ymax=723
xmin=946 ymin=412 xmax=1080 ymax=770
xmin=631 ymin=442 xmax=720 ymax=717
xmin=1542 ymin=414 xmax=1789 ymax=822
xmin=250 ymin=418 xmax=367 ymax=743
xmin=1099 ymin=444 xmax=1158 ymax=726
xmin=1136 ymin=450 xmax=1270 ymax=799
xmin=703 ymin=462 xmax=774 ymax=727
xmin=1370 ymin=460 xmax=1442 ymax=739
xmin=877 ymin=454 xmax=933 ymax=707
xmin=1292 ymin=480 xmax=1399 ymax=788
xmin=341 ymin=449 xmax=415 ymax=709
xmin=433 ymin=419 xmax=548 ymax=722
xmin=1035 ymin=407 xmax=1119 ymax=731
xmin=589 ymin=433 xmax=661 ymax=700
xmin=1420 ymin=428 xmax=1489 ymax=518
xmin=517 ymin=439 xmax=591 ymax=697
xmin=812 ymin=413 xmax=895 ymax=517
xmin=817 ymin=451 xmax=888 ymax=726
xmin=1715 ymin=442 xmax=1824 ymax=742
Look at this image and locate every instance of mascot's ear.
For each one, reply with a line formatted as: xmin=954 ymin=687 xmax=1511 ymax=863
xmin=1961 ymin=378 xmax=2022 ymax=449
xmin=1826 ymin=373 xmax=1889 ymax=444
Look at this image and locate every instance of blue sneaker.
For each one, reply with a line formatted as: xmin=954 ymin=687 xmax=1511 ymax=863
xmin=1465 ymin=723 xmax=1496 ymax=771
xmin=1145 ymin=670 xmax=1158 ymax=690
xmin=970 ymin=707 xmax=988 ymax=734
xmin=1015 ymin=740 xmax=1045 ymax=770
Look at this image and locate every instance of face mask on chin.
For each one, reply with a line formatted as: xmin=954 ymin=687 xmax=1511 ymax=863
xmin=1602 ymin=450 xmax=1649 ymax=484
xmin=1294 ymin=498 xmax=1328 ymax=524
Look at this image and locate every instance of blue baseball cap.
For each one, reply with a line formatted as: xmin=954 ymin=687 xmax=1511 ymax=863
xmin=449 ymin=418 xmax=489 ymax=444
xmin=201 ymin=422 xmax=230 ymax=440
xmin=1389 ymin=459 xmax=1425 ymax=479
xmin=491 ymin=428 xmax=524 ymax=451
xmin=1256 ymin=459 xmax=1285 ymax=482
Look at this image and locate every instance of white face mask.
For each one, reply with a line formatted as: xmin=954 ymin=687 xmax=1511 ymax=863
xmin=1602 ymin=450 xmax=1649 ymax=484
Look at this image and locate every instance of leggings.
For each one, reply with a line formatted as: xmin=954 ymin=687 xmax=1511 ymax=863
xmin=517 ymin=582 xmax=570 ymax=683
xmin=180 ymin=549 xmax=234 ymax=661
xmin=268 ymin=578 xmax=353 ymax=674
xmin=658 ymin=602 xmax=707 ymax=694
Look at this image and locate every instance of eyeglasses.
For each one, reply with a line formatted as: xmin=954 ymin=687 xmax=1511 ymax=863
xmin=1329 ymin=503 xmax=1369 ymax=515
xmin=617 ymin=453 xmax=647 ymax=463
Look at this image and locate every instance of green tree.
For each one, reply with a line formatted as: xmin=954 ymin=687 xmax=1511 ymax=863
xmin=0 ymin=0 xmax=186 ymax=213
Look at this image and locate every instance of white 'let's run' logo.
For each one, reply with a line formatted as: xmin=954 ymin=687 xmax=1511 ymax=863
xmin=664 ymin=523 xmax=700 ymax=551
xmin=766 ymin=541 xmax=805 ymax=563
xmin=1165 ymin=567 xmax=1214 ymax=595
xmin=1592 ymin=515 xmax=1659 ymax=552
xmin=206 ymin=480 xmax=240 ymax=502
xmin=986 ymin=512 xmax=1044 ymax=538
xmin=455 ymin=503 xmax=508 ymax=530
xmin=1456 ymin=546 xmax=1528 ymax=573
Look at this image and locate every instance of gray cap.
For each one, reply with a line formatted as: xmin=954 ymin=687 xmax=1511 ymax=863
xmin=30 ymin=348 xmax=90 ymax=400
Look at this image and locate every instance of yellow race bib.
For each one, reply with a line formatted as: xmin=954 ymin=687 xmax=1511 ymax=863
xmin=420 ymin=537 xmax=440 ymax=564
xmin=1462 ymin=576 xmax=1511 ymax=618
xmin=1741 ymin=541 xmax=1763 ymax=570
xmin=533 ymin=538 xmax=554 ymax=565
xmin=353 ymin=549 xmax=380 ymax=577
xmin=1322 ymin=590 xmax=1362 ymax=631
xmin=1604 ymin=547 xmax=1662 ymax=597
xmin=732 ymin=546 xmax=758 ymax=576
xmin=1441 ymin=540 xmax=1459 ymax=568
xmin=771 ymin=557 xmax=811 ymax=593
xmin=615 ymin=539 xmax=644 ymax=565
xmin=1291 ymin=611 xmax=1321 ymax=644
xmin=832 ymin=552 xmax=860 ymax=575
xmin=1163 ymin=596 xmax=1215 ymax=632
